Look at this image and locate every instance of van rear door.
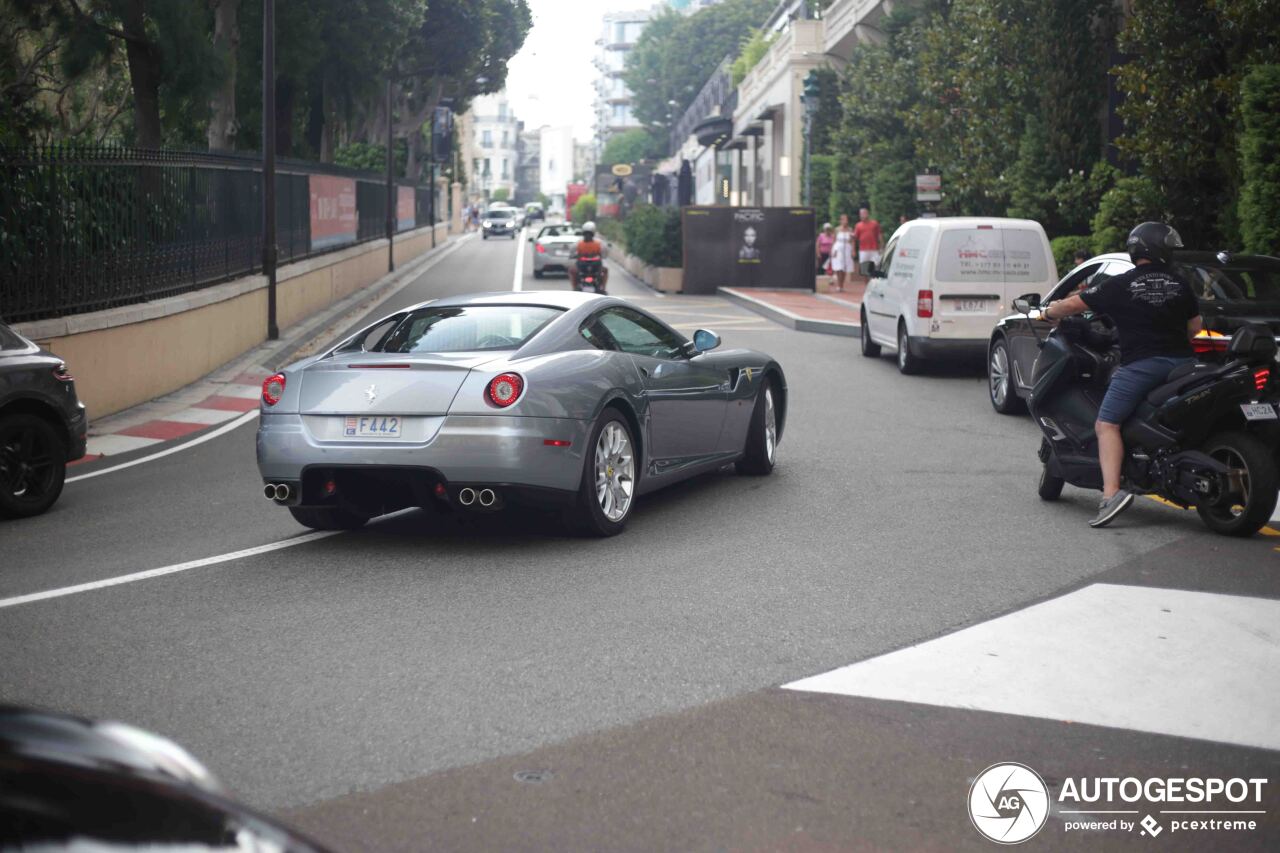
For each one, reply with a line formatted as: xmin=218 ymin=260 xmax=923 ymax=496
xmin=930 ymin=224 xmax=1053 ymax=341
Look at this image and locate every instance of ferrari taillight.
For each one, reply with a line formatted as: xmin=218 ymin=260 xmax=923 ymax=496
xmin=917 ymin=289 xmax=934 ymax=318
xmin=487 ymin=372 xmax=524 ymax=407
xmin=262 ymin=372 xmax=286 ymax=406
xmin=536 ymin=244 xmax=546 ymax=254
xmin=1255 ymin=367 xmax=1271 ymax=393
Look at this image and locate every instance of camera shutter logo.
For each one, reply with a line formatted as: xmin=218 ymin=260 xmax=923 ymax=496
xmin=968 ymin=762 xmax=1050 ymax=844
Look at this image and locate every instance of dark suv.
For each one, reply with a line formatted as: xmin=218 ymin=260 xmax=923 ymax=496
xmin=0 ymin=320 xmax=87 ymax=517
xmin=987 ymin=251 xmax=1280 ymax=414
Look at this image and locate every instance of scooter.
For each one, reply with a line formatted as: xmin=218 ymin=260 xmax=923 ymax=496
xmin=575 ymin=255 xmax=606 ymax=294
xmin=1014 ymin=293 xmax=1280 ymax=536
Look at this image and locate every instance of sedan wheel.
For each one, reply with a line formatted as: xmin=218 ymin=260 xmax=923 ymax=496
xmin=569 ymin=410 xmax=635 ymax=536
xmin=0 ymin=414 xmax=67 ymax=518
xmin=736 ymin=378 xmax=778 ymax=475
xmin=988 ymin=338 xmax=1025 ymax=414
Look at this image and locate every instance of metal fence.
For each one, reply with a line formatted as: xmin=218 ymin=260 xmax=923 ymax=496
xmin=0 ymin=145 xmax=436 ymax=323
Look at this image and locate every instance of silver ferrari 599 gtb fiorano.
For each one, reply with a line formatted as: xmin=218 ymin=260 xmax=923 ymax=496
xmin=256 ymin=291 xmax=786 ymax=536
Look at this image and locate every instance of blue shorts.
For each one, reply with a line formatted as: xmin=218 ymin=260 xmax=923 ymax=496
xmin=1098 ymin=356 xmax=1196 ymax=425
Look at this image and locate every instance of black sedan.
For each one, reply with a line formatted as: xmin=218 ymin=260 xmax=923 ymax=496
xmin=0 ymin=320 xmax=87 ymax=517
xmin=987 ymin=251 xmax=1280 ymax=414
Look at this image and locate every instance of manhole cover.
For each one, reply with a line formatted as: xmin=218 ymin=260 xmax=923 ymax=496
xmin=514 ymin=769 xmax=552 ymax=784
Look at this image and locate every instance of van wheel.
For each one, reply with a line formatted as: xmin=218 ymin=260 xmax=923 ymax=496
xmin=860 ymin=309 xmax=881 ymax=358
xmin=897 ymin=321 xmax=924 ymax=375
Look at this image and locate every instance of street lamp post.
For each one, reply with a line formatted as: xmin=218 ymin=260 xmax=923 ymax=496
xmin=385 ymin=76 xmax=395 ymax=273
xmin=802 ymin=70 xmax=820 ymax=209
xmin=262 ymin=0 xmax=278 ymax=340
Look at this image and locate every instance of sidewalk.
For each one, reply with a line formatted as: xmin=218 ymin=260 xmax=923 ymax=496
xmin=72 ymin=232 xmax=471 ymax=464
xmin=719 ymin=281 xmax=865 ymax=337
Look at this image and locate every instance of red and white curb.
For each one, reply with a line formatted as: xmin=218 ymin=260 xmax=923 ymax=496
xmin=74 ymin=373 xmax=262 ymax=464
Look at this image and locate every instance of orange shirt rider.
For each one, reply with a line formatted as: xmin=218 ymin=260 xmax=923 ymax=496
xmin=569 ymin=232 xmax=609 ymax=291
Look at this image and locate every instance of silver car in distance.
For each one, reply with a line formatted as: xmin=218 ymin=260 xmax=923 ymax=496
xmin=256 ymin=291 xmax=786 ymax=536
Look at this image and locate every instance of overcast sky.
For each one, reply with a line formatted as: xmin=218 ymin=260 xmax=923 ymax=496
xmin=505 ymin=0 xmax=655 ymax=143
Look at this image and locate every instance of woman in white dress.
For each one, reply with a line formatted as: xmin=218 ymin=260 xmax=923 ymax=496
xmin=829 ymin=213 xmax=855 ymax=292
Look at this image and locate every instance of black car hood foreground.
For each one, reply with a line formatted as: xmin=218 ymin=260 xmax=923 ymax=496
xmin=0 ymin=706 xmax=330 ymax=852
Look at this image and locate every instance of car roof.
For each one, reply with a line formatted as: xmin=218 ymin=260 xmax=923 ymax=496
xmin=405 ymin=290 xmax=609 ymax=312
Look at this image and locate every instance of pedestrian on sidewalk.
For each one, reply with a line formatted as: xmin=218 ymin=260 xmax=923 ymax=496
xmin=829 ymin=214 xmax=856 ymax=292
xmin=853 ymin=206 xmax=883 ymax=279
xmin=816 ymin=223 xmax=834 ymax=279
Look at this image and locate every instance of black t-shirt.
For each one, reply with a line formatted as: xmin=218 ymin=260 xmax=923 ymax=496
xmin=1079 ymin=262 xmax=1199 ymax=365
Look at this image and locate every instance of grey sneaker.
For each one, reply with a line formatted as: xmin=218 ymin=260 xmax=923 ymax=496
xmin=1089 ymin=489 xmax=1135 ymax=528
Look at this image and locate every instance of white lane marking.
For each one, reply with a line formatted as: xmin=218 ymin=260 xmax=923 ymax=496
xmin=163 ymin=407 xmax=241 ymax=425
xmin=0 ymin=531 xmax=339 ymax=610
xmin=68 ymin=410 xmax=258 ymax=484
xmin=784 ymin=583 xmax=1280 ymax=752
xmin=84 ymin=434 xmax=162 ymax=456
xmin=512 ymin=226 xmax=527 ymax=292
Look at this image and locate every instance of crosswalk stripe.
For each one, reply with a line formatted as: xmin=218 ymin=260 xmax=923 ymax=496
xmin=784 ymin=583 xmax=1280 ymax=751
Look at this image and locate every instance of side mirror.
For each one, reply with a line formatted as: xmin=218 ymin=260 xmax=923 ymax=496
xmin=692 ymin=328 xmax=721 ymax=354
xmin=1012 ymin=293 xmax=1041 ymax=314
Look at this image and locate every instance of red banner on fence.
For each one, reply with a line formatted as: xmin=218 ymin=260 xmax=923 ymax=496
xmin=309 ymin=175 xmax=357 ymax=250
xmin=397 ymin=186 xmax=415 ymax=232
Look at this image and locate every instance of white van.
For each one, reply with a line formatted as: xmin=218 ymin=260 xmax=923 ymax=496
xmin=860 ymin=217 xmax=1057 ymax=374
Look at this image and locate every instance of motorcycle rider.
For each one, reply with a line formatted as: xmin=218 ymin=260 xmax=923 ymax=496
xmin=568 ymin=221 xmax=608 ymax=293
xmin=1041 ymin=222 xmax=1203 ymax=528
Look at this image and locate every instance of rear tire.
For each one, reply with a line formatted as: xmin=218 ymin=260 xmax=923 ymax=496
xmin=860 ymin=309 xmax=881 ymax=358
xmin=736 ymin=378 xmax=778 ymax=475
xmin=288 ymin=506 xmax=369 ymax=531
xmin=897 ymin=321 xmax=924 ymax=375
xmin=0 ymin=413 xmax=67 ymax=518
xmin=1038 ymin=464 xmax=1065 ymax=501
xmin=988 ymin=337 xmax=1026 ymax=414
xmin=567 ymin=409 xmax=636 ymax=537
xmin=1195 ymin=431 xmax=1279 ymax=537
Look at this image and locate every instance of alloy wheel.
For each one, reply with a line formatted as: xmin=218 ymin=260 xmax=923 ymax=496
xmin=0 ymin=424 xmax=56 ymax=502
xmin=763 ymin=387 xmax=777 ymax=463
xmin=594 ymin=422 xmax=635 ymax=522
xmin=990 ymin=344 xmax=1010 ymax=407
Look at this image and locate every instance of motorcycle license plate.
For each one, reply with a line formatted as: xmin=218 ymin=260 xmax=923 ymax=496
xmin=344 ymin=415 xmax=404 ymax=438
xmin=1240 ymin=403 xmax=1278 ymax=421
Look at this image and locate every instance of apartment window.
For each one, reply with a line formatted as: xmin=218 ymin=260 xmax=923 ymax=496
xmin=482 ymin=129 xmax=492 ymax=148
xmin=483 ymin=158 xmax=491 ymax=176
xmin=501 ymin=158 xmax=509 ymax=179
xmin=502 ymin=130 xmax=509 ymax=147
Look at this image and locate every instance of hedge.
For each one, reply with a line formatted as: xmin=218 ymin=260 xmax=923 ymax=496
xmin=623 ymin=204 xmax=682 ymax=268
xmin=571 ymin=193 xmax=596 ymax=225
xmin=1238 ymin=64 xmax=1280 ymax=255
xmin=1050 ymin=235 xmax=1093 ymax=272
xmin=1089 ymin=175 xmax=1164 ymax=255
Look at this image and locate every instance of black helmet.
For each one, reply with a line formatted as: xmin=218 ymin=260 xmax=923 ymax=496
xmin=1126 ymin=222 xmax=1183 ymax=265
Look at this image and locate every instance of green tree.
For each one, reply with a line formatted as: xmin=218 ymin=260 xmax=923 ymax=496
xmin=622 ymin=0 xmax=774 ymax=149
xmin=1113 ymin=0 xmax=1280 ymax=246
xmin=15 ymin=0 xmax=224 ymax=148
xmin=1090 ymin=175 xmax=1166 ymax=254
xmin=491 ymin=187 xmax=510 ymax=202
xmin=1237 ymin=64 xmax=1280 ymax=255
xmin=571 ymin=192 xmax=596 ymax=225
xmin=1007 ymin=114 xmax=1057 ymax=226
xmin=730 ymin=27 xmax=774 ymax=86
xmin=600 ymin=128 xmax=662 ymax=166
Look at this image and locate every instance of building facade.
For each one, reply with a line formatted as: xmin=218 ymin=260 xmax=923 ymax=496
xmin=467 ymin=91 xmax=520 ymax=202
xmin=592 ymin=9 xmax=652 ymax=153
xmin=539 ymin=126 xmax=576 ymax=212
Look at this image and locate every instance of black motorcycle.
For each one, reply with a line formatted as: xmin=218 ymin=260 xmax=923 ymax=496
xmin=1014 ymin=293 xmax=1280 ymax=536
xmin=575 ymin=254 xmax=605 ymax=294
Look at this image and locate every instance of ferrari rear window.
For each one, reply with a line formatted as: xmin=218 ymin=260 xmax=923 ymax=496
xmin=374 ymin=306 xmax=563 ymax=353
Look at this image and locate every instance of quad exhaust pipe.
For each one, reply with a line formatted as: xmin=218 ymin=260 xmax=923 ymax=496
xmin=263 ymin=483 xmax=292 ymax=502
xmin=478 ymin=488 xmax=496 ymax=507
xmin=458 ymin=487 xmax=476 ymax=506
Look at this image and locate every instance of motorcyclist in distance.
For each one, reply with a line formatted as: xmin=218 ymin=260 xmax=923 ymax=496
xmin=568 ymin=221 xmax=608 ymax=294
xmin=1040 ymin=222 xmax=1203 ymax=528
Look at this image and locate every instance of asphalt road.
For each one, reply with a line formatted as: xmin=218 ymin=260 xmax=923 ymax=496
xmin=2 ymin=227 xmax=1277 ymax=850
